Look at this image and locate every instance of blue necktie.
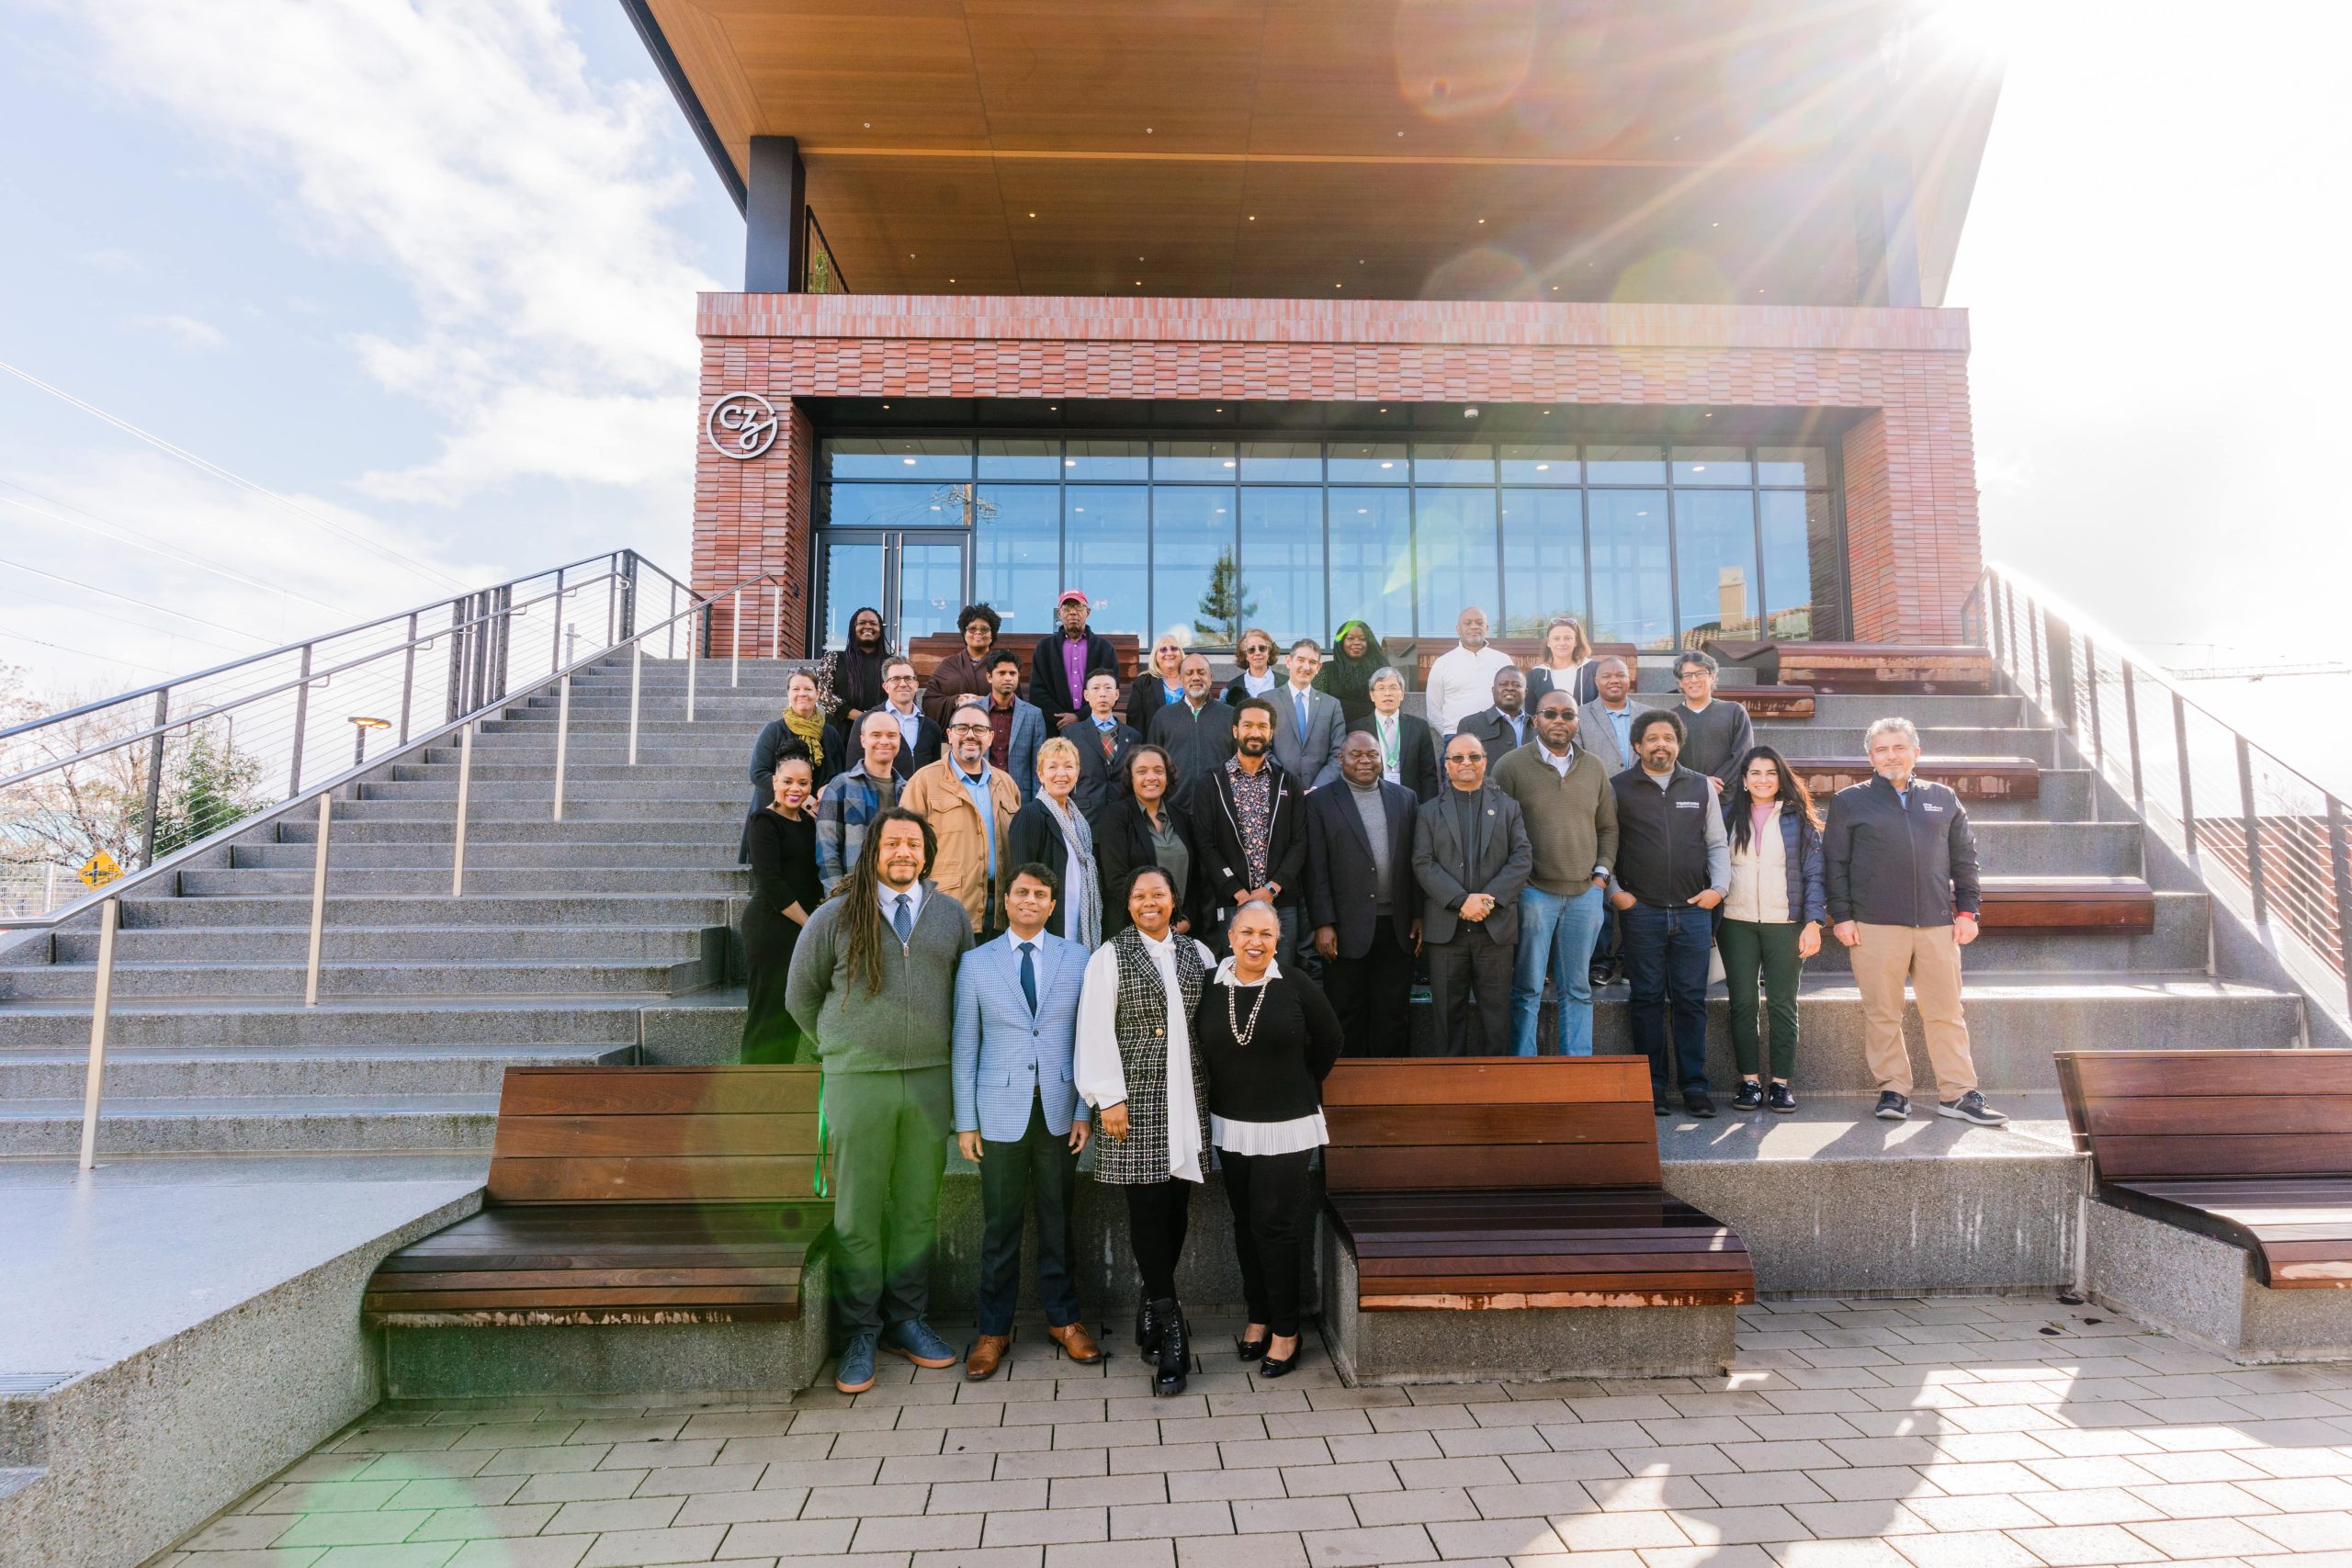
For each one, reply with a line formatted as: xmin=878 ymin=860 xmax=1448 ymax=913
xmin=892 ymin=892 xmax=913 ymax=944
xmin=1018 ymin=941 xmax=1038 ymax=1014
xmin=1295 ymin=689 xmax=1309 ymax=737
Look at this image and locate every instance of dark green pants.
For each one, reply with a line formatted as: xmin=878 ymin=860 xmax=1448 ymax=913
xmin=1717 ymin=919 xmax=1804 ymax=1080
xmin=823 ymin=1066 xmax=951 ymax=1335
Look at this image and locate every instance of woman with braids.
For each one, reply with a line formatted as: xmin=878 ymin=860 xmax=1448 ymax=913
xmin=741 ymin=669 xmax=835 ymax=861
xmin=1073 ymin=863 xmax=1216 ymax=1397
xmin=1716 ymin=746 xmax=1827 ymax=1114
xmin=815 ymin=604 xmax=891 ymax=756
xmin=740 ymin=742 xmax=824 ymax=1063
xmin=1313 ymin=619 xmax=1385 ymax=725
xmin=786 ymin=807 xmax=975 ymax=1393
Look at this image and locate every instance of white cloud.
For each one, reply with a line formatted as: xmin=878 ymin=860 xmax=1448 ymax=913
xmin=131 ymin=313 xmax=228 ymax=349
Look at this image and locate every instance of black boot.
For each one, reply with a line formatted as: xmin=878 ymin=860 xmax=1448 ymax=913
xmin=1152 ymin=1298 xmax=1189 ymax=1396
xmin=1136 ymin=1296 xmax=1162 ymax=1356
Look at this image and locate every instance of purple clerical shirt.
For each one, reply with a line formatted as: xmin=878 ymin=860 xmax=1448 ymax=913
xmin=1059 ymin=632 xmax=1088 ymax=713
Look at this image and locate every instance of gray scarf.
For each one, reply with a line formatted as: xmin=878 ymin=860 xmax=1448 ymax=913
xmin=1041 ymin=793 xmax=1103 ymax=950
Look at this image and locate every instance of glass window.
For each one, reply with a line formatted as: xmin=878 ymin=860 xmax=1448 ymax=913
xmin=1064 ymin=487 xmax=1148 ymax=636
xmin=1672 ymin=446 xmax=1753 ymax=487
xmin=1413 ymin=489 xmax=1500 ymax=638
xmin=1589 ymin=490 xmax=1673 ymax=649
xmin=1499 ymin=489 xmax=1585 ymax=637
xmin=1328 ymin=442 xmax=1408 ymax=482
xmin=821 ymin=541 xmax=886 ymax=651
xmin=897 ymin=540 xmax=967 ymax=647
xmin=823 ymin=437 xmax=972 ymax=479
xmin=1240 ymin=488 xmax=1325 ymax=642
xmin=1328 ymin=487 xmax=1414 ymax=637
xmin=971 ymin=486 xmax=1058 ymax=632
xmin=1412 ymin=443 xmax=1494 ymax=483
xmin=1585 ymin=444 xmax=1667 ymax=484
xmin=1674 ymin=490 xmax=1762 ymax=642
xmin=1064 ymin=439 xmax=1148 ymax=480
xmin=1759 ymin=490 xmax=1835 ymax=640
xmin=979 ymin=438 xmax=1061 ymax=479
xmin=827 ymin=482 xmax=970 ymax=528
xmin=1239 ymin=442 xmax=1322 ymax=481
xmin=1499 ymin=444 xmax=1579 ymax=485
xmin=1154 ymin=440 xmax=1238 ymax=480
xmin=1151 ymin=486 xmax=1238 ymax=643
xmin=1757 ymin=446 xmax=1829 ymax=487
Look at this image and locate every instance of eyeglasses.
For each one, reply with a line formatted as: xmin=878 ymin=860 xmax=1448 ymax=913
xmin=885 ymin=673 xmax=916 ymax=684
xmin=947 ymin=721 xmax=990 ymax=733
xmin=1445 ymin=753 xmax=1483 ymax=765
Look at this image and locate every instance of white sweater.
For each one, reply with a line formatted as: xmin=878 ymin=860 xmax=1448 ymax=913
xmin=1424 ymin=644 xmax=1517 ymax=736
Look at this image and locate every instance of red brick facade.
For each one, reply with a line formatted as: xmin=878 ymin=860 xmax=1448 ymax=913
xmin=694 ymin=294 xmax=1980 ymax=655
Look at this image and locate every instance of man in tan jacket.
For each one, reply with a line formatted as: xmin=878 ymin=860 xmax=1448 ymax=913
xmin=900 ymin=695 xmax=1023 ymax=934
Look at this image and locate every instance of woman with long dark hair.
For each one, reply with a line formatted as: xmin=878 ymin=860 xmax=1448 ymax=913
xmin=1313 ymin=619 xmax=1385 ymax=725
xmin=1523 ymin=615 xmax=1599 ymax=709
xmin=816 ymin=604 xmax=891 ymax=739
xmin=1096 ymin=745 xmax=1198 ymax=940
xmin=1719 ymin=746 xmax=1826 ymax=1113
xmin=740 ymin=745 xmax=824 ymax=1062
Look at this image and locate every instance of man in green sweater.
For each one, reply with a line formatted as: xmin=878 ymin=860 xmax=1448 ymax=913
xmin=786 ymin=806 xmax=975 ymax=1393
xmin=1492 ymin=690 xmax=1620 ymax=1056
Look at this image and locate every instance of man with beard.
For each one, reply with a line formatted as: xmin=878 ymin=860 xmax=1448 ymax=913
xmin=1188 ymin=699 xmax=1306 ymax=965
xmin=1146 ymin=651 xmax=1238 ymax=801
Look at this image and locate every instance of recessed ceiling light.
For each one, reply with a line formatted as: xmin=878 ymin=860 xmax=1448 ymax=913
xmin=1535 ymin=463 xmax=1550 ymax=471
xmin=1477 ymin=218 xmax=1486 ymax=224
xmin=1379 ymin=461 xmax=1394 ymax=469
xmin=1248 ymin=215 xmax=1256 ymax=220
xmin=1145 ymin=126 xmax=1153 ymax=133
xmin=1335 ymin=283 xmax=1342 ymax=288
xmin=1064 ymin=459 xmax=1076 ymax=467
xmin=1692 ymin=464 xmax=1706 ymax=472
xmin=863 ymin=121 xmax=871 ymax=128
xmin=1357 ymin=508 xmax=1367 ymax=513
xmin=1028 ymin=211 xmax=1036 ymax=217
xmin=1464 ymin=407 xmax=1480 ymax=418
xmin=902 ymin=457 xmax=917 ymax=465
xmin=1222 ymin=461 xmax=1235 ymax=468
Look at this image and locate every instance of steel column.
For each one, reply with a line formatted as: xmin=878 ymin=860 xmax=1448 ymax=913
xmin=450 ymin=722 xmax=475 ymax=897
xmin=2174 ymin=692 xmax=2197 ymax=854
xmin=76 ymin=897 xmax=119 ymax=1169
xmin=303 ymin=792 xmax=332 ymax=1006
xmin=2236 ymin=735 xmax=2267 ymax=926
xmin=139 ymin=689 xmax=168 ymax=870
xmin=551 ymin=674 xmax=572 ymax=822
xmin=288 ymin=644 xmax=313 ymax=795
xmin=628 ymin=643 xmax=643 ymax=766
xmin=2328 ymin=795 xmax=2352 ymax=1019
xmin=2121 ymin=661 xmax=2145 ymax=815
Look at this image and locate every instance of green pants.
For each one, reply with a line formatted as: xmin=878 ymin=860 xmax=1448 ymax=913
xmin=1717 ymin=919 xmax=1804 ymax=1080
xmin=823 ymin=1066 xmax=951 ymax=1335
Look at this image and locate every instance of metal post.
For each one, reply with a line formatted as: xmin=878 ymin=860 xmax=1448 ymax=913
xmin=768 ymin=582 xmax=780 ymax=660
xmin=551 ymin=673 xmax=572 ymax=823
xmin=2043 ymin=608 xmax=2075 ymax=736
xmin=399 ymin=611 xmax=418 ymax=745
xmin=2236 ymin=735 xmax=2267 ymax=927
xmin=288 ymin=643 xmax=313 ymax=795
xmin=605 ymin=555 xmax=618 ymax=649
xmin=2083 ymin=638 xmax=2105 ymax=771
xmin=303 ymin=792 xmax=332 ymax=1007
xmin=2326 ymin=795 xmax=2352 ymax=1019
xmin=450 ymin=721 xmax=475 ymax=897
xmin=44 ymin=863 xmax=56 ymax=914
xmin=685 ymin=613 xmax=698 ymax=723
xmin=1987 ymin=576 xmax=2006 ymax=668
xmin=668 ymin=581 xmax=678 ymax=660
xmin=731 ymin=588 xmax=743 ymax=687
xmin=139 ymin=689 xmax=168 ymax=870
xmin=551 ymin=567 xmax=566 ymax=675
xmin=2173 ymin=691 xmax=2197 ymax=855
xmin=2121 ymin=661 xmax=2145 ymax=815
xmin=628 ymin=642 xmax=643 ymax=766
xmin=77 ymin=897 xmax=119 ymax=1170
xmin=2026 ymin=598 xmax=2044 ymax=710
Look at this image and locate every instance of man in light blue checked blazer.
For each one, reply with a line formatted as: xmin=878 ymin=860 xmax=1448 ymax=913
xmin=951 ymin=861 xmax=1102 ymax=1379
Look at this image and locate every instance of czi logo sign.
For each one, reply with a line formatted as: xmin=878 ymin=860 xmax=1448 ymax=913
xmin=707 ymin=392 xmax=779 ymax=460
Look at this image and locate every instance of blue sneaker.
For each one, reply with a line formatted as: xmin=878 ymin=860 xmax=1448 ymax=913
xmin=882 ymin=1316 xmax=959 ymax=1370
xmin=834 ymin=1330 xmax=878 ymax=1394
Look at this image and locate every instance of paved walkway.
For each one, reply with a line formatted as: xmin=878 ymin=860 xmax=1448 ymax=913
xmin=152 ymin=1297 xmax=2352 ymax=1568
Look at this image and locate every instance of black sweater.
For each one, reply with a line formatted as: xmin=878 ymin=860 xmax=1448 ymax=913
xmin=1193 ymin=972 xmax=1345 ymax=1125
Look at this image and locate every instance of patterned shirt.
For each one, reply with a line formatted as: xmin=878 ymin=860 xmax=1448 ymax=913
xmin=1226 ymin=756 xmax=1274 ymax=891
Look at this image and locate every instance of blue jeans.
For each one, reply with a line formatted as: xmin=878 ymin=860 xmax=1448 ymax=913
xmin=1511 ymin=884 xmax=1609 ymax=1055
xmin=1619 ymin=902 xmax=1713 ymax=1097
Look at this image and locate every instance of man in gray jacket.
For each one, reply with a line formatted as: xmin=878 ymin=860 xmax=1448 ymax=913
xmin=1270 ymin=637 xmax=1347 ymax=789
xmin=786 ymin=807 xmax=976 ymax=1393
xmin=1412 ymin=734 xmax=1534 ymax=1055
xmin=1577 ymin=656 xmax=1640 ymax=774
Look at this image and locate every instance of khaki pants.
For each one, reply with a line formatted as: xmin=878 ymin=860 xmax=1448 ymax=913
xmin=1850 ymin=922 xmax=1977 ymax=1101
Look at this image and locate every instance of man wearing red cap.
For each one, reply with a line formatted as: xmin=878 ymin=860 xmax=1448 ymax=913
xmin=1029 ymin=589 xmax=1121 ymax=732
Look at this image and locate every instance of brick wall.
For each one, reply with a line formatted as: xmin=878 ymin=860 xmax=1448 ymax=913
xmin=693 ymin=295 xmax=1981 ymax=652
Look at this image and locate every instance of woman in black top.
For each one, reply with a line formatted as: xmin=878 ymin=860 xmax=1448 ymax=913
xmin=740 ymin=746 xmax=826 ymax=1062
xmin=815 ymin=605 xmax=890 ymax=758
xmin=1096 ymin=745 xmax=1198 ymax=940
xmin=1193 ymin=900 xmax=1344 ymax=1377
xmin=741 ymin=670 xmax=837 ymax=860
xmin=1005 ymin=738 xmax=1105 ymax=948
xmin=1314 ymin=619 xmax=1385 ymax=725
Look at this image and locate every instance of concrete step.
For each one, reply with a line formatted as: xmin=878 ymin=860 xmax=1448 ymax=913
xmin=329 ymin=798 xmax=744 ymax=821
xmin=1805 ymin=693 xmax=2028 ymax=726
xmin=1966 ymin=819 xmax=2142 ymax=876
xmin=232 ymin=840 xmax=738 ymax=870
xmin=277 ymin=818 xmax=743 ymax=845
xmin=389 ymin=761 xmax=752 ymax=784
xmin=0 ymin=998 xmax=648 ymax=1048
xmin=0 ymin=955 xmax=710 ymax=1001
xmin=176 ymin=866 xmax=746 ymax=897
xmin=115 ymin=893 xmax=733 ymax=928
xmin=355 ymin=779 xmax=745 ymax=802
xmin=478 ymin=718 xmax=797 ymax=736
xmin=0 ymin=1094 xmax=498 ymax=1155
xmin=1943 ymin=769 xmax=2093 ymax=820
xmin=1757 ymin=726 xmax=2059 ymax=765
xmin=54 ymin=923 xmax=718 ymax=964
xmin=419 ymin=743 xmax=752 ymax=764
xmin=1802 ymin=891 xmax=2207 ymax=974
xmin=0 ymin=1043 xmax=632 ymax=1100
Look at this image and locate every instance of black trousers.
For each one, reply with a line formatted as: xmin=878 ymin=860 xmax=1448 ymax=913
xmin=1424 ymin=931 xmax=1513 ymax=1055
xmin=976 ymin=1094 xmax=1081 ymax=1337
xmin=1221 ymin=1146 xmax=1315 ymax=1337
xmin=1325 ymin=916 xmax=1413 ymax=1057
xmin=1123 ymin=1179 xmax=1193 ymax=1302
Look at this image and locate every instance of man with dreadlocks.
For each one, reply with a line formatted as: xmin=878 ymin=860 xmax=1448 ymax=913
xmin=786 ymin=806 xmax=975 ymax=1393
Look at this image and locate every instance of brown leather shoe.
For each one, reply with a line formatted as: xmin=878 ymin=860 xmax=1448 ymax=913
xmin=1046 ymin=1321 xmax=1103 ymax=1364
xmin=965 ymin=1333 xmax=1012 ymax=1381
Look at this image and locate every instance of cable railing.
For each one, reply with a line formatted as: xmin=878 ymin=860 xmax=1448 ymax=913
xmin=1977 ymin=564 xmax=2352 ymax=1031
xmin=0 ymin=550 xmax=793 ymax=1167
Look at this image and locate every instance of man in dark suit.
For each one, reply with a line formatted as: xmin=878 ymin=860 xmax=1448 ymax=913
xmin=1060 ymin=670 xmax=1141 ymax=819
xmin=1348 ymin=666 xmax=1441 ymax=802
xmin=1028 ymin=589 xmax=1121 ymax=730
xmin=876 ymin=656 xmax=946 ymax=780
xmin=1269 ymin=637 xmax=1347 ymax=790
xmin=1454 ymin=666 xmax=1532 ymax=770
xmin=1147 ymin=651 xmax=1237 ymax=803
xmin=1412 ymin=732 xmax=1534 ymax=1055
xmin=1309 ymin=732 xmax=1423 ymax=1057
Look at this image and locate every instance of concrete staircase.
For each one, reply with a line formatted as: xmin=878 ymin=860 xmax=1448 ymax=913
xmin=0 ymin=656 xmax=796 ymax=1155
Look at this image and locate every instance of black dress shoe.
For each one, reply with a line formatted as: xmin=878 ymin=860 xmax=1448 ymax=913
xmin=1684 ymin=1089 xmax=1716 ymax=1119
xmin=1732 ymin=1080 xmax=1764 ymax=1112
xmin=1766 ymin=1082 xmax=1798 ymax=1114
xmin=1236 ymin=1335 xmax=1270 ymax=1360
xmin=1259 ymin=1347 xmax=1302 ymax=1378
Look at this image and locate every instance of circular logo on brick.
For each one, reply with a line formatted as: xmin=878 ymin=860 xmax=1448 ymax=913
xmin=707 ymin=392 xmax=779 ymax=460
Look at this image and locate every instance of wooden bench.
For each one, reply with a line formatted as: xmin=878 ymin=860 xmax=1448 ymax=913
xmin=2058 ymin=1050 xmax=2352 ymax=1360
xmin=1771 ymin=642 xmax=1993 ymax=694
xmin=1316 ymin=1056 xmax=1752 ymax=1383
xmin=365 ymin=1066 xmax=833 ymax=1396
xmin=1981 ymin=875 xmax=2155 ymax=932
xmin=909 ymin=631 xmax=1141 ymax=685
xmin=1719 ymin=684 xmax=1815 ymax=720
xmin=1793 ymin=756 xmax=2041 ymax=801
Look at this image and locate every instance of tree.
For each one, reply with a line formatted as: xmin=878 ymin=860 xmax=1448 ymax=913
xmin=1193 ymin=548 xmax=1257 ymax=646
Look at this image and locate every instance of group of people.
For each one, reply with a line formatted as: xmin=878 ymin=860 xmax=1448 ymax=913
xmin=740 ymin=590 xmax=2008 ymax=1393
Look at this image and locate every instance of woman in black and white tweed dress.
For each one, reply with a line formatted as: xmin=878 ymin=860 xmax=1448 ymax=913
xmin=1075 ymin=863 xmax=1216 ymax=1396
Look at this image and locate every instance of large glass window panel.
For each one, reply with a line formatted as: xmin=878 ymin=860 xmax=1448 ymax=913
xmin=971 ymin=485 xmax=1059 ymax=632
xmin=827 ymin=482 xmax=971 ymax=528
xmin=1674 ymin=489 xmax=1762 ymax=642
xmin=1328 ymin=442 xmax=1408 ymax=482
xmin=897 ymin=540 xmax=967 ymax=646
xmin=1498 ymin=489 xmax=1586 ymax=637
xmin=820 ymin=541 xmax=886 ymax=651
xmin=1499 ymin=444 xmax=1579 ymax=485
xmin=1412 ymin=443 xmax=1494 ymax=483
xmin=1756 ymin=446 xmax=1829 ymax=487
xmin=823 ymin=437 xmax=972 ymax=479
xmin=1588 ymin=490 xmax=1673 ymax=649
xmin=1586 ymin=444 xmax=1667 ymax=484
xmin=1328 ymin=487 xmax=1414 ymax=637
xmin=1151 ymin=486 xmax=1238 ymax=643
xmin=1671 ymin=446 xmax=1753 ymax=486
xmin=978 ymin=438 xmax=1061 ymax=479
xmin=1240 ymin=488 xmax=1325 ymax=641
xmin=1154 ymin=440 xmax=1238 ymax=479
xmin=1759 ymin=490 xmax=1836 ymax=640
xmin=1239 ymin=441 xmax=1322 ymax=481
xmin=1413 ymin=489 xmax=1500 ymax=637
xmin=1064 ymin=439 xmax=1148 ymax=479
xmin=1064 ymin=486 xmax=1149 ymax=636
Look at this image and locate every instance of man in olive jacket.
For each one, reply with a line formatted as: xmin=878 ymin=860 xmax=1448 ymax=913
xmin=1491 ymin=689 xmax=1619 ymax=1057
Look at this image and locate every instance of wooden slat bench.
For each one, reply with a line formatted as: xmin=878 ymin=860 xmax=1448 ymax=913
xmin=2059 ymin=1050 xmax=2352 ymax=1360
xmin=365 ymin=1066 xmax=834 ymax=1397
xmin=1316 ymin=1056 xmax=1752 ymax=1383
xmin=1981 ymin=876 xmax=2155 ymax=932
xmin=1771 ymin=642 xmax=1993 ymax=694
xmin=1794 ymin=756 xmax=2041 ymax=801
xmin=1719 ymin=684 xmax=1816 ymax=720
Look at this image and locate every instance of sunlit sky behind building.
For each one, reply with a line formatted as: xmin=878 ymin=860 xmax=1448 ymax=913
xmin=2 ymin=0 xmax=2346 ymax=783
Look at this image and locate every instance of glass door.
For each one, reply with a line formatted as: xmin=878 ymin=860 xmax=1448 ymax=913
xmin=817 ymin=532 xmax=970 ymax=652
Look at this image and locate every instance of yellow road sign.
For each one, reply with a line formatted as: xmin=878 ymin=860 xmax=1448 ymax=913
xmin=78 ymin=851 xmax=122 ymax=889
